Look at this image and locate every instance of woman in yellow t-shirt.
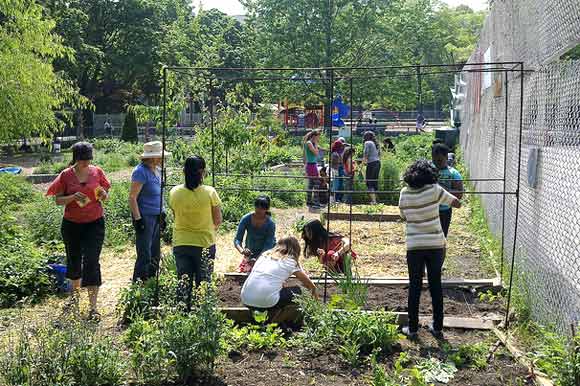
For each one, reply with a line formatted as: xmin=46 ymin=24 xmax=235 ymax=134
xmin=169 ymin=156 xmax=222 ymax=306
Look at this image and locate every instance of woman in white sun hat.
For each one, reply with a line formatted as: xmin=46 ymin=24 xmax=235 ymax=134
xmin=129 ymin=141 xmax=171 ymax=283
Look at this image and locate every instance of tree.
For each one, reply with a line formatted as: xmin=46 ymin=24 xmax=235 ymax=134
xmin=121 ymin=109 xmax=138 ymax=142
xmin=0 ymin=0 xmax=88 ymax=142
xmin=241 ymin=0 xmax=486 ymax=113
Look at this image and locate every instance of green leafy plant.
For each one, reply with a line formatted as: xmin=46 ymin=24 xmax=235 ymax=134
xmin=478 ymin=289 xmax=503 ymax=304
xmin=226 ymin=311 xmax=287 ymax=352
xmin=448 ymin=342 xmax=489 ymax=370
xmin=123 ymin=282 xmax=227 ymax=384
xmin=0 ymin=319 xmax=125 ymax=386
xmin=415 ymin=357 xmax=457 ymax=384
xmin=329 ymin=253 xmax=369 ymax=310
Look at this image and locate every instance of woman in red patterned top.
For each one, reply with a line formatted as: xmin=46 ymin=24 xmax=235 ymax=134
xmin=46 ymin=142 xmax=110 ymax=320
xmin=301 ymin=219 xmax=356 ymax=273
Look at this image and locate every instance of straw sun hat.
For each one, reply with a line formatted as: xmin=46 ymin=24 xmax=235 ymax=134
xmin=140 ymin=141 xmax=171 ymax=159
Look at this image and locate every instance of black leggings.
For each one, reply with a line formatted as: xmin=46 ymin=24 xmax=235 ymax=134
xmin=406 ymin=248 xmax=444 ymax=332
xmin=366 ymin=161 xmax=381 ymax=191
xmin=61 ymin=217 xmax=105 ymax=287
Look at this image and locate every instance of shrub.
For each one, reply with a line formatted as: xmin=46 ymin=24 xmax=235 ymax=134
xmin=32 ymin=160 xmax=68 ymax=175
xmin=0 ymin=213 xmax=52 ymax=307
xmin=122 ymin=109 xmax=138 ymax=142
xmin=0 ymin=174 xmax=35 ymax=209
xmin=22 ymin=196 xmax=64 ymax=248
xmin=394 ymin=133 xmax=435 ymax=169
xmin=123 ymin=283 xmax=227 ymax=384
xmin=0 ymin=319 xmax=125 ymax=386
xmin=117 ymin=274 xmax=180 ymax=324
xmin=293 ymin=293 xmax=401 ymax=365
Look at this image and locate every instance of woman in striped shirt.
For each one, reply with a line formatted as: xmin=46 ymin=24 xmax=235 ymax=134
xmin=398 ymin=160 xmax=461 ymax=340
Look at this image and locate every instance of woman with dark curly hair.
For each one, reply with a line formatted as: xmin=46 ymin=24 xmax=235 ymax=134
xmin=398 ymin=159 xmax=461 ymax=340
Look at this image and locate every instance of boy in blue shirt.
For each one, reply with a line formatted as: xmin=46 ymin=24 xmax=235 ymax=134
xmin=432 ymin=143 xmax=463 ymax=237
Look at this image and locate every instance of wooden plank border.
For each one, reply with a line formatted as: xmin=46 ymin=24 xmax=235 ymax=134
xmin=321 ymin=212 xmax=401 ymax=222
xmin=222 ymin=272 xmax=501 ymax=288
xmin=220 ymin=306 xmax=501 ymax=329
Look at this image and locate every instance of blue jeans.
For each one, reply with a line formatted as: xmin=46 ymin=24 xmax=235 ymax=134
xmin=332 ymin=166 xmax=345 ymax=202
xmin=133 ymin=215 xmax=161 ymax=282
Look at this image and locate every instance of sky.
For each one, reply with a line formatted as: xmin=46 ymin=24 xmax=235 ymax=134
xmin=195 ymin=0 xmax=489 ymax=15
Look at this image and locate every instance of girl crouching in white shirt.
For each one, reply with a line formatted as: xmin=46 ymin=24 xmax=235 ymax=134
xmin=241 ymin=236 xmax=317 ymax=309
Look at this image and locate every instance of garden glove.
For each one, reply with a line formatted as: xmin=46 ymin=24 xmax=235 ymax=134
xmin=133 ymin=218 xmax=146 ymax=233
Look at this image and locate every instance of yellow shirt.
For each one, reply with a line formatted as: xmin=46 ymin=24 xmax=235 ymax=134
xmin=169 ymin=184 xmax=222 ymax=248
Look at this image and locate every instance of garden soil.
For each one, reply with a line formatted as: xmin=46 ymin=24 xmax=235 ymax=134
xmin=218 ymin=277 xmax=504 ymax=319
xmin=212 ymin=329 xmax=533 ymax=386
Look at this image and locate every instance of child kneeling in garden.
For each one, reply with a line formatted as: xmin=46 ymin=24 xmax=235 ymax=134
xmin=241 ymin=237 xmax=317 ymax=309
xmin=398 ymin=160 xmax=461 ymax=340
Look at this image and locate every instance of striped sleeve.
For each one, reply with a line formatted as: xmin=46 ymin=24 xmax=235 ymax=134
xmin=436 ymin=184 xmax=457 ymax=206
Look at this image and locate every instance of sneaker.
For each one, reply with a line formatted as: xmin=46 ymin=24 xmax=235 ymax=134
xmin=401 ymin=326 xmax=418 ymax=340
xmin=428 ymin=323 xmax=444 ymax=339
xmin=88 ymin=309 xmax=101 ymax=322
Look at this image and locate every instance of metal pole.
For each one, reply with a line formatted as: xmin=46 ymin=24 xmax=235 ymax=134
xmin=349 ymin=78 xmax=354 ymax=248
xmin=416 ymin=65 xmax=423 ymax=115
xmin=209 ymin=79 xmax=216 ymax=186
xmin=505 ymin=63 xmax=525 ymax=329
xmin=500 ymin=71 xmax=509 ymax=280
xmin=154 ymin=66 xmax=168 ymax=306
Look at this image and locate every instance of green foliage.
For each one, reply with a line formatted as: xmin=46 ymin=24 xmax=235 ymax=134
xmin=22 ymin=181 xmax=135 ymax=249
xmin=123 ymin=283 xmax=228 ymax=384
xmin=0 ymin=174 xmax=35 ymax=210
xmin=526 ymin=326 xmax=580 ymax=386
xmin=394 ymin=133 xmax=436 ymax=171
xmin=415 ymin=357 xmax=457 ymax=384
xmin=92 ymin=138 xmax=142 ymax=173
xmin=293 ymin=293 xmax=401 ymax=366
xmin=352 ymin=153 xmax=401 ymax=205
xmin=22 ymin=195 xmax=65 ymax=249
xmin=328 ymin=253 xmax=369 ymax=310
xmin=0 ymin=0 xmax=89 ymax=142
xmin=448 ymin=342 xmax=489 ymax=370
xmin=226 ymin=312 xmax=287 ymax=352
xmin=0 ymin=213 xmax=52 ymax=308
xmin=0 ymin=176 xmax=52 ymax=307
xmin=121 ymin=109 xmax=139 ymax=142
xmin=371 ymin=352 xmax=429 ymax=386
xmin=117 ymin=274 xmax=181 ymax=324
xmin=0 ymin=319 xmax=125 ymax=386
xmin=33 ymin=160 xmax=69 ymax=175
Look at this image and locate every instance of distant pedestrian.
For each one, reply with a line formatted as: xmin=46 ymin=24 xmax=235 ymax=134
xmin=330 ymin=138 xmax=346 ymax=203
xmin=432 ymin=143 xmax=463 ymax=237
xmin=399 ymin=160 xmax=461 ymax=340
xmin=46 ymin=142 xmax=110 ymax=321
xmin=104 ymin=119 xmax=112 ymax=136
xmin=363 ymin=131 xmax=381 ymax=205
xmin=416 ymin=114 xmax=426 ymax=132
xmin=342 ymin=147 xmax=356 ymax=204
xmin=303 ymin=130 xmax=323 ymax=210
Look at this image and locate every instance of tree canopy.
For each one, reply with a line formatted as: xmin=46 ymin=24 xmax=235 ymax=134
xmin=1 ymin=0 xmax=485 ymax=139
xmin=0 ymin=0 xmax=88 ymax=142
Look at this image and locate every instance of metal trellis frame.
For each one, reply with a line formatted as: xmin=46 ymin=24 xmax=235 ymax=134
xmin=158 ymin=62 xmax=525 ymax=331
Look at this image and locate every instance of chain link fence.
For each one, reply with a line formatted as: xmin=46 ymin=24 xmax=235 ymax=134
xmin=460 ymin=0 xmax=580 ymax=332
